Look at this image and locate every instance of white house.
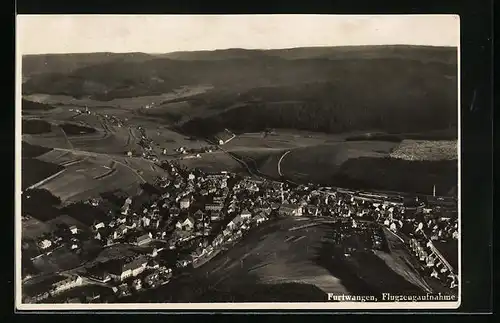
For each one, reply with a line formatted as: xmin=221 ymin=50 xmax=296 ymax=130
xmin=50 ymin=275 xmax=83 ymax=295
xmin=175 ymin=216 xmax=195 ymax=231
xmin=240 ymin=209 xmax=252 ymax=220
xmin=38 ymin=239 xmax=52 ymax=250
xmin=180 ymin=197 xmax=191 ymax=209
xmin=278 ymin=204 xmax=303 ymax=217
xmin=94 ymin=222 xmax=105 ymax=231
xmin=69 ymin=225 xmax=79 ymax=235
xmin=253 ymin=213 xmax=268 ymax=225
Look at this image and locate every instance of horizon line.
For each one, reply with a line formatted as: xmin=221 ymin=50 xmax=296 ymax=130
xmin=21 ymin=44 xmax=458 ymax=56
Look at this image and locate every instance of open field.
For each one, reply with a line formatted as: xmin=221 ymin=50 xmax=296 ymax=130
xmin=279 ymin=141 xmax=398 ymax=183
xmin=24 ymin=85 xmax=213 ymax=110
xmin=22 ymin=158 xmax=65 ymax=190
xmin=178 ymin=151 xmax=242 ymax=173
xmin=390 ymin=140 xmax=458 ymax=161
xmin=23 ymin=143 xmax=169 ymax=204
xmin=37 ymin=156 xmax=154 ymax=203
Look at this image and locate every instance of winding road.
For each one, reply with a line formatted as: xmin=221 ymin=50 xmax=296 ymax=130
xmin=277 ymin=150 xmax=291 ymax=177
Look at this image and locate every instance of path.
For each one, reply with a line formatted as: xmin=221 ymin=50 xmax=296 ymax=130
xmin=27 ymin=169 xmax=67 ymax=190
xmin=277 ymin=150 xmax=291 ymax=177
xmin=57 ymin=125 xmax=74 ymax=150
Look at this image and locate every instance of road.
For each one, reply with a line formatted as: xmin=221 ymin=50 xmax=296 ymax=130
xmin=277 ymin=150 xmax=291 ymax=177
xmin=26 ymin=168 xmax=67 ymax=190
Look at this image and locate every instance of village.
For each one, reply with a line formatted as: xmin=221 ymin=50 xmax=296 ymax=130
xmin=22 ymin=152 xmax=459 ymax=303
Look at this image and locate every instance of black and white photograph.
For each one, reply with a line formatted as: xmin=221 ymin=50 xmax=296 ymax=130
xmin=16 ymin=14 xmax=460 ymax=310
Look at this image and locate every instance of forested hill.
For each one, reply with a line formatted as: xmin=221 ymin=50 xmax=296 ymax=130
xmin=22 ymin=46 xmax=458 ymax=136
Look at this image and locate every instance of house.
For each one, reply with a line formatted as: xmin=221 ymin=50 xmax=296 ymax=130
xmin=175 ymin=216 xmax=195 ymax=231
xmin=135 ymin=233 xmax=153 ymax=246
xmin=240 ymin=209 xmax=252 ymax=220
xmin=94 ymin=222 xmax=105 ymax=231
xmin=210 ymin=211 xmax=222 ymax=221
xmin=68 ymin=225 xmax=79 ymax=235
xmin=38 ymin=239 xmax=52 ymax=250
xmin=113 ymin=224 xmax=128 ymax=239
xmin=214 ymin=129 xmax=235 ymax=145
xmin=87 ymin=263 xmax=112 ymax=283
xmin=109 ymin=256 xmax=148 ymax=281
xmin=279 ymin=204 xmax=303 ymax=216
xmin=176 ymin=258 xmax=191 ymax=268
xmin=147 ymin=259 xmax=160 ymax=269
xmin=227 ymin=214 xmax=244 ymax=230
xmin=142 ymin=216 xmax=151 ymax=227
xmin=253 ymin=212 xmax=268 ymax=225
xmin=50 ymin=275 xmax=83 ymax=295
xmin=180 ymin=197 xmax=191 ymax=209
xmin=205 ymin=203 xmax=223 ymax=212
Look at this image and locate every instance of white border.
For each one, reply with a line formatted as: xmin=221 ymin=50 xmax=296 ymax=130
xmin=15 ymin=14 xmax=461 ymax=312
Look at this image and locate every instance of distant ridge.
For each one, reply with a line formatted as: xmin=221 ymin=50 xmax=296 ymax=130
xmin=22 ymin=45 xmax=457 ymax=77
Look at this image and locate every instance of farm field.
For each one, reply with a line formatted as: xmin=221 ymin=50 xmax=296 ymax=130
xmin=37 ymin=155 xmax=159 ymax=204
xmin=24 ymin=144 xmax=169 ymax=204
xmin=178 ymin=151 xmax=242 ymax=173
xmin=24 ymin=85 xmax=213 ymax=110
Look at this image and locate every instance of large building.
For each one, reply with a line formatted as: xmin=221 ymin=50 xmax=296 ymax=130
xmin=108 ymin=256 xmax=149 ymax=282
xmin=205 ymin=203 xmax=223 ymax=212
xmin=278 ymin=204 xmax=303 ymax=216
xmin=49 ymin=275 xmax=83 ymax=295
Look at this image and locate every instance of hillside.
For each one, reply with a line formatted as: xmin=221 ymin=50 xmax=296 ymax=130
xmin=22 ymin=99 xmax=57 ymax=111
xmin=22 ymin=46 xmax=458 ymax=136
xmin=161 ymin=45 xmax=457 ymax=63
xmin=179 ymin=74 xmax=457 ymax=137
xmin=22 ymin=52 xmax=154 ymax=78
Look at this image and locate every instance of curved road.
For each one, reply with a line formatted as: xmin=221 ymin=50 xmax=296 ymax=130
xmin=277 ymin=150 xmax=291 ymax=177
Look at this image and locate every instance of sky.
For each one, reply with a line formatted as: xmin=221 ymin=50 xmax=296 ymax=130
xmin=18 ymin=15 xmax=459 ymax=55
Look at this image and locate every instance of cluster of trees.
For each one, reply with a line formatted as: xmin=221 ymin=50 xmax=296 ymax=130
xmin=22 ymin=141 xmax=53 ymax=158
xmin=22 ymin=51 xmax=457 ymax=102
xmin=22 ymin=119 xmax=52 ymax=134
xmin=180 ymin=76 xmax=457 ymax=137
xmin=22 ymin=159 xmax=64 ymax=191
xmin=22 ymin=99 xmax=56 ymax=111
xmin=22 ymin=188 xmax=62 ymax=221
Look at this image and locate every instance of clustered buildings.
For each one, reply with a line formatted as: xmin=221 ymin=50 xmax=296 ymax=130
xmin=24 ymin=155 xmax=458 ymax=303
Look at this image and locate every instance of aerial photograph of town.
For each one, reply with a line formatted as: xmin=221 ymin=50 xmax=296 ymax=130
xmin=17 ymin=15 xmax=459 ymax=309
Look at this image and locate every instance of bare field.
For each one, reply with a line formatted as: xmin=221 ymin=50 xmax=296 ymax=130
xmin=35 ymin=151 xmax=167 ymax=203
xmin=22 ymin=217 xmax=51 ymax=239
xmin=178 ymin=152 xmax=242 ymax=173
xmin=227 ymin=131 xmax=344 ymax=150
xmin=390 ymin=140 xmax=457 ymax=161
